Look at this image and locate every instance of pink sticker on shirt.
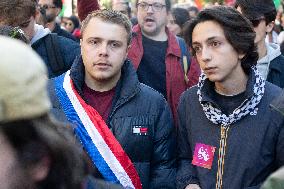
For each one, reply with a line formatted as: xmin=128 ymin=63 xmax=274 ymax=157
xmin=192 ymin=143 xmax=216 ymax=169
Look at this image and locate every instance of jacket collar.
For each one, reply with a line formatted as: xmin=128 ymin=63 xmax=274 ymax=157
xmin=132 ymin=25 xmax=181 ymax=57
xmin=53 ymin=23 xmax=61 ymax=33
xmin=69 ymin=56 xmax=141 ymax=106
xmin=201 ymin=69 xmax=255 ymax=104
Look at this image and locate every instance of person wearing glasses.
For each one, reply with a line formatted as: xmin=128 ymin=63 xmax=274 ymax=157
xmin=37 ymin=0 xmax=78 ymax=42
xmin=0 ymin=0 xmax=80 ymax=78
xmin=127 ymin=0 xmax=200 ymax=124
xmin=235 ymin=0 xmax=284 ymax=88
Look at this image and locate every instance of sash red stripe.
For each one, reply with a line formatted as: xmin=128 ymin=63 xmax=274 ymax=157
xmin=70 ymin=79 xmax=142 ymax=189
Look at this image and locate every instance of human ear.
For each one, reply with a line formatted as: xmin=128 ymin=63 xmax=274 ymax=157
xmin=29 ymin=156 xmax=50 ymax=182
xmin=238 ymin=53 xmax=245 ymax=60
xmin=266 ymin=21 xmax=275 ymax=33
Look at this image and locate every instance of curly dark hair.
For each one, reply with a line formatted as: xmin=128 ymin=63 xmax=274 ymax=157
xmin=235 ymin=0 xmax=277 ymax=24
xmin=0 ymin=0 xmax=37 ymax=26
xmin=171 ymin=7 xmax=190 ymax=29
xmin=183 ymin=6 xmax=258 ymax=74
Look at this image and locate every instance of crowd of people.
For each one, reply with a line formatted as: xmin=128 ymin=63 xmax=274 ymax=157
xmin=0 ymin=0 xmax=283 ymax=188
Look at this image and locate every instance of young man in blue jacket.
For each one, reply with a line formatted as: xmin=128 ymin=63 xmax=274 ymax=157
xmin=49 ymin=9 xmax=176 ymax=189
xmin=177 ymin=6 xmax=284 ymax=189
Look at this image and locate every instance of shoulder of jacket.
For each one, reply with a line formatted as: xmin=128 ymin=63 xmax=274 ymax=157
xmin=265 ymin=82 xmax=282 ymax=98
xmin=184 ymin=85 xmax=198 ymax=96
xmin=179 ymin=85 xmax=197 ymax=102
xmin=271 ymin=54 xmax=284 ymax=66
xmin=57 ymin=35 xmax=80 ymax=47
xmin=139 ymin=83 xmax=167 ymax=102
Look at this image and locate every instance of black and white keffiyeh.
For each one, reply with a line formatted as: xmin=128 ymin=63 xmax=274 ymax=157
xmin=197 ymin=66 xmax=265 ymax=126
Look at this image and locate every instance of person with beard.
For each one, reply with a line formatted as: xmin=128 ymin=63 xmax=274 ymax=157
xmin=75 ymin=0 xmax=201 ymax=125
xmin=37 ymin=0 xmax=78 ymax=42
xmin=0 ymin=0 xmax=80 ymax=78
xmin=127 ymin=0 xmax=200 ymax=124
xmin=48 ymin=9 xmax=176 ymax=189
xmin=0 ymin=36 xmax=124 ymax=189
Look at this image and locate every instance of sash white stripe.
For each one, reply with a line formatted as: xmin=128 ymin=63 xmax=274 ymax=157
xmin=63 ymin=71 xmax=135 ymax=189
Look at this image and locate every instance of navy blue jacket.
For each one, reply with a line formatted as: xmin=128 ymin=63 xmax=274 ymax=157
xmin=267 ymin=55 xmax=284 ymax=88
xmin=49 ymin=57 xmax=176 ymax=189
xmin=32 ymin=34 xmax=80 ymax=78
xmin=53 ymin=23 xmax=79 ymax=42
xmin=177 ymin=78 xmax=284 ymax=189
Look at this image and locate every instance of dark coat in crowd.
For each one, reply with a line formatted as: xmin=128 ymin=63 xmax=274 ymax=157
xmin=48 ymin=57 xmax=177 ymax=189
xmin=31 ymin=26 xmax=80 ymax=78
xmin=128 ymin=25 xmax=200 ymax=123
xmin=53 ymin=22 xmax=79 ymax=42
xmin=266 ymin=55 xmax=284 ymax=88
xmin=177 ymin=76 xmax=284 ymax=189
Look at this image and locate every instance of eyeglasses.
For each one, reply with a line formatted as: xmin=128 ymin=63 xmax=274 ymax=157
xmin=118 ymin=10 xmax=129 ymax=15
xmin=39 ymin=4 xmax=56 ymax=10
xmin=137 ymin=2 xmax=166 ymax=12
xmin=250 ymin=18 xmax=265 ymax=27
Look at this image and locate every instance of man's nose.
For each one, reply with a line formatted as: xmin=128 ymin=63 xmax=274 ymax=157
xmin=98 ymin=43 xmax=108 ymax=57
xmin=146 ymin=5 xmax=154 ymax=13
xmin=200 ymin=47 xmax=211 ymax=62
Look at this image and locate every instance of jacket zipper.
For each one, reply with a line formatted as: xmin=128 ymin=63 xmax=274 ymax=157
xmin=216 ymin=125 xmax=230 ymax=189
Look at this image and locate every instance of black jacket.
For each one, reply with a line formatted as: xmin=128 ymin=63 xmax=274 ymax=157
xmin=49 ymin=57 xmax=176 ymax=189
xmin=267 ymin=55 xmax=284 ymax=88
xmin=176 ymin=76 xmax=284 ymax=189
xmin=52 ymin=23 xmax=79 ymax=42
xmin=32 ymin=34 xmax=80 ymax=78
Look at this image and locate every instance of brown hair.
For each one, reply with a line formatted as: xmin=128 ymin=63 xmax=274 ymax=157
xmin=0 ymin=0 xmax=37 ymax=26
xmin=81 ymin=9 xmax=132 ymax=45
xmin=0 ymin=25 xmax=30 ymax=43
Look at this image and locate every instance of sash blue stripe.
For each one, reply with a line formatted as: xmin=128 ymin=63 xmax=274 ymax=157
xmin=54 ymin=74 xmax=119 ymax=183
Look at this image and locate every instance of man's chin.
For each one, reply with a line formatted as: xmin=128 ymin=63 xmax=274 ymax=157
xmin=141 ymin=26 xmax=158 ymax=37
xmin=90 ymin=74 xmax=115 ymax=83
xmin=92 ymin=76 xmax=110 ymax=82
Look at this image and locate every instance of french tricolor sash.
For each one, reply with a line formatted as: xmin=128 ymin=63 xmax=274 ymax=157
xmin=54 ymin=71 xmax=142 ymax=189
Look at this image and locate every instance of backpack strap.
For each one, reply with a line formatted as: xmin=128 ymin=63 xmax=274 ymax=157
xmin=44 ymin=33 xmax=65 ymax=76
xmin=176 ymin=36 xmax=191 ymax=84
